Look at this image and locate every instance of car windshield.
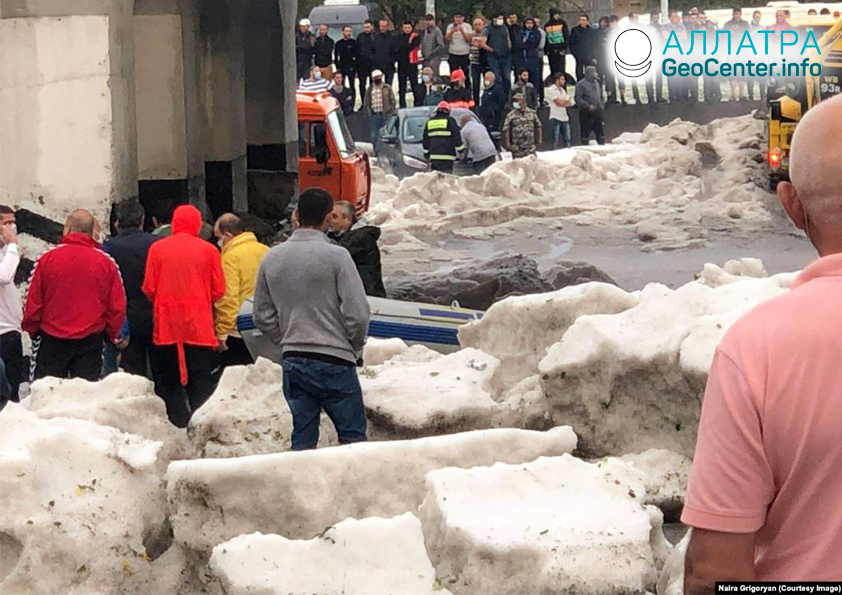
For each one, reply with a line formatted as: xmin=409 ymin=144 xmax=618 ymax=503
xmin=401 ymin=109 xmax=476 ymax=144
xmin=327 ymin=109 xmax=357 ymax=157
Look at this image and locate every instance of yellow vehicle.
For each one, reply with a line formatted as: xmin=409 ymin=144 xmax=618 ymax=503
xmin=768 ymin=16 xmax=842 ymax=189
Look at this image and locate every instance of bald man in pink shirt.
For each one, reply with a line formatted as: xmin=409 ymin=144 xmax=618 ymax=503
xmin=683 ymin=94 xmax=842 ymax=590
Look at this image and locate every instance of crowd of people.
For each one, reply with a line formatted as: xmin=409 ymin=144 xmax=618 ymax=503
xmin=0 ymin=194 xmax=384 ymax=443
xmin=295 ymin=7 xmax=818 ymax=155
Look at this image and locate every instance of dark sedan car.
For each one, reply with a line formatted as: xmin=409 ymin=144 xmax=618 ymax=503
xmin=374 ymin=106 xmax=493 ymax=178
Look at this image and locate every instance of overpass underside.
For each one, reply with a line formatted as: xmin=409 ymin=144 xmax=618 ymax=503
xmin=0 ymin=0 xmax=299 ymax=236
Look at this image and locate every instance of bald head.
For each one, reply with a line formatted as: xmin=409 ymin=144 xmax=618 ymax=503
xmin=459 ymin=114 xmax=473 ymax=127
xmin=214 ymin=213 xmax=244 ymax=248
xmin=778 ymin=94 xmax=842 ymax=254
xmin=64 ymin=209 xmax=95 ymax=237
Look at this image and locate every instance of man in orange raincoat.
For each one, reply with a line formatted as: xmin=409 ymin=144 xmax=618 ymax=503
xmin=143 ymin=204 xmax=225 ymax=428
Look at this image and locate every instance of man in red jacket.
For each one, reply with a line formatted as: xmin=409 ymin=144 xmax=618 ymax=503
xmin=23 ymin=209 xmax=126 ymax=381
xmin=143 ymin=204 xmax=225 ymax=428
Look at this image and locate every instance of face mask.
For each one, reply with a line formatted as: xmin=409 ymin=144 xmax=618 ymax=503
xmin=217 ymin=238 xmax=225 ymax=249
xmin=495 ymin=18 xmax=504 ymax=25
xmin=422 ymin=75 xmax=431 ymax=83
xmin=314 ymin=71 xmax=322 ymax=80
xmin=485 ymin=79 xmax=493 ymax=87
xmin=512 ymin=101 xmax=520 ymax=109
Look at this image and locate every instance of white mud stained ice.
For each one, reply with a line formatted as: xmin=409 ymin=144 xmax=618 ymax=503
xmin=210 ymin=514 xmax=452 ymax=595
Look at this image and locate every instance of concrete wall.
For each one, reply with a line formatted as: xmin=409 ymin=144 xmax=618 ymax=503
xmin=0 ymin=0 xmax=138 ymax=228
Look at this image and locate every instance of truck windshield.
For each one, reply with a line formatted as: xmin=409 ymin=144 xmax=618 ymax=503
xmin=327 ymin=109 xmax=357 ymax=157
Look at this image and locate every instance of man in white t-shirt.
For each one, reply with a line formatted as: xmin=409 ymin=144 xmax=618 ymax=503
xmin=0 ymin=206 xmax=22 ymax=403
xmin=545 ymin=72 xmax=572 ymax=149
xmin=446 ymin=12 xmax=473 ymax=90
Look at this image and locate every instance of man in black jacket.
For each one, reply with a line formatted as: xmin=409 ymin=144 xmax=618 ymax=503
xmin=372 ymin=19 xmax=397 ymax=85
xmin=423 ymin=102 xmax=465 ymax=174
xmin=328 ymin=202 xmax=386 ymax=298
xmin=335 ymin=26 xmax=358 ymax=100
xmin=396 ymin=21 xmax=420 ymax=109
xmin=356 ymin=20 xmax=375 ymax=103
xmin=479 ymin=71 xmax=508 ymax=132
xmin=103 ymin=199 xmax=158 ymax=377
xmin=330 ymin=72 xmax=355 ymax=115
xmin=569 ymin=14 xmax=598 ymax=81
xmin=507 ymin=14 xmax=524 ymax=77
xmin=296 ymin=19 xmax=315 ymax=81
xmin=313 ymin=23 xmax=335 ymax=81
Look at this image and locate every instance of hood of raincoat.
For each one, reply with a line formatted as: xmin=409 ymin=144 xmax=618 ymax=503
xmin=172 ymin=204 xmax=202 ymax=236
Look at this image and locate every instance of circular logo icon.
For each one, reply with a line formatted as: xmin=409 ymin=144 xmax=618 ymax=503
xmin=614 ymin=28 xmax=653 ymax=78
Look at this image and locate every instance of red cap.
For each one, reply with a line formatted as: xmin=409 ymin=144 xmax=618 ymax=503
xmin=450 ymin=69 xmax=466 ymax=82
xmin=437 ymin=101 xmax=451 ymax=112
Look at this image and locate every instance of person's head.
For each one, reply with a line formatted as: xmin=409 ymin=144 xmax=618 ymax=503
xmin=402 ymin=20 xmax=413 ymax=34
xmin=698 ymin=11 xmax=708 ymax=23
xmin=115 ymin=199 xmax=145 ymax=232
xmin=363 ymin=19 xmax=373 ymax=33
xmin=318 ymin=24 xmax=328 ymax=36
xmin=329 ymin=201 xmax=357 ymax=233
xmin=214 ymin=213 xmax=244 ymax=248
xmin=777 ymin=94 xmax=842 ymax=255
xmin=599 ymin=16 xmax=610 ymax=28
xmin=585 ymin=65 xmax=598 ymax=81
xmin=775 ymin=9 xmax=786 ymax=23
xmin=668 ymin=10 xmax=680 ymax=24
xmin=297 ymin=188 xmax=335 ymax=230
xmin=451 ymin=68 xmax=466 ymax=87
xmin=153 ymin=199 xmax=176 ymax=228
xmin=493 ymin=14 xmax=505 ymax=26
xmin=512 ymin=93 xmax=526 ymax=111
xmin=0 ymin=206 xmax=15 ymax=242
xmin=807 ymin=8 xmax=818 ymax=15
xmin=525 ymin=17 xmax=535 ymax=29
xmin=342 ymin=25 xmax=352 ymax=39
xmin=310 ymin=65 xmax=322 ymax=81
xmin=820 ymin=8 xmax=831 ymax=15
xmin=508 ymin=14 xmax=518 ymax=25
xmin=484 ymin=70 xmax=496 ymax=87
xmin=518 ymin=68 xmax=530 ymax=83
xmin=425 ymin=13 xmax=436 ymax=28
xmin=731 ymin=8 xmax=742 ymax=19
xmin=473 ymin=18 xmax=485 ymax=32
xmin=379 ymin=19 xmax=389 ymax=32
xmin=299 ymin=18 xmax=310 ymax=34
xmin=784 ymin=9 xmax=791 ymax=17
xmin=609 ymin=14 xmax=620 ymax=26
xmin=372 ymin=69 xmax=383 ymax=85
xmin=649 ymin=12 xmax=660 ymax=24
xmin=333 ymin=71 xmax=344 ymax=87
xmin=453 ymin=12 xmax=465 ymax=24
xmin=552 ymin=71 xmax=565 ymax=87
xmin=64 ymin=209 xmax=96 ymax=238
xmin=550 ymin=7 xmax=561 ymax=20
xmin=436 ymin=100 xmax=451 ymax=116
xmin=534 ymin=16 xmax=542 ymax=27
xmin=459 ymin=113 xmax=473 ymax=128
xmin=422 ymin=66 xmax=434 ymax=83
xmin=628 ymin=11 xmax=639 ymax=22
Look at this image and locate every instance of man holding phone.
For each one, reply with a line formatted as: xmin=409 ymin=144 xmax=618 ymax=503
xmin=0 ymin=206 xmax=23 ymax=402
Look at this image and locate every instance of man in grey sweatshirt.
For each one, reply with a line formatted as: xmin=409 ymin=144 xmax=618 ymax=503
xmin=253 ymin=188 xmax=371 ymax=450
xmin=575 ymin=65 xmax=606 ymax=145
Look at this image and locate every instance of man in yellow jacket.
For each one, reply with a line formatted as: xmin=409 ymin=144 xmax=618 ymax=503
xmin=213 ymin=213 xmax=269 ymax=368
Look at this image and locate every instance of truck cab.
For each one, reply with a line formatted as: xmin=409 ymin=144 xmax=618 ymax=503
xmin=297 ymin=91 xmax=371 ymax=215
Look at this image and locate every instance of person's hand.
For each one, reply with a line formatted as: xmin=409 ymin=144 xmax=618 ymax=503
xmin=1 ymin=222 xmax=17 ymax=246
xmin=216 ymin=338 xmax=229 ymax=353
xmin=113 ymin=337 xmax=129 ymax=350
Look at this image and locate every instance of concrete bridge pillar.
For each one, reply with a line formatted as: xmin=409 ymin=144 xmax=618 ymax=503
xmin=0 ymin=0 xmax=138 ymax=228
xmin=133 ymin=0 xmax=207 ymax=219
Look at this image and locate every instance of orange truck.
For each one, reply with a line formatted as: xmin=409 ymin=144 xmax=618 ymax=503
xmin=297 ymin=91 xmax=371 ymax=215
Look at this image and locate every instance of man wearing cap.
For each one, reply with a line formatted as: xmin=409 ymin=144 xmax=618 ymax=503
xmin=364 ymin=69 xmax=396 ymax=145
xmin=444 ymin=69 xmax=474 ymax=108
xmin=296 ymin=19 xmax=315 ymax=81
xmin=422 ymin=102 xmax=465 ymax=174
xmin=502 ymin=92 xmax=542 ymax=159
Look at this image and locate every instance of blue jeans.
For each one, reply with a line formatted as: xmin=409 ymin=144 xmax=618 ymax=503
xmin=282 ymin=357 xmax=367 ymax=450
xmin=369 ymin=113 xmax=386 ymax=146
xmin=551 ymin=119 xmax=571 ymax=149
xmin=487 ymin=54 xmax=512 ymax=97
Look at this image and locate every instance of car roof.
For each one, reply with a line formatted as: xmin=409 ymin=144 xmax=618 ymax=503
xmin=397 ymin=107 xmax=476 ymax=118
